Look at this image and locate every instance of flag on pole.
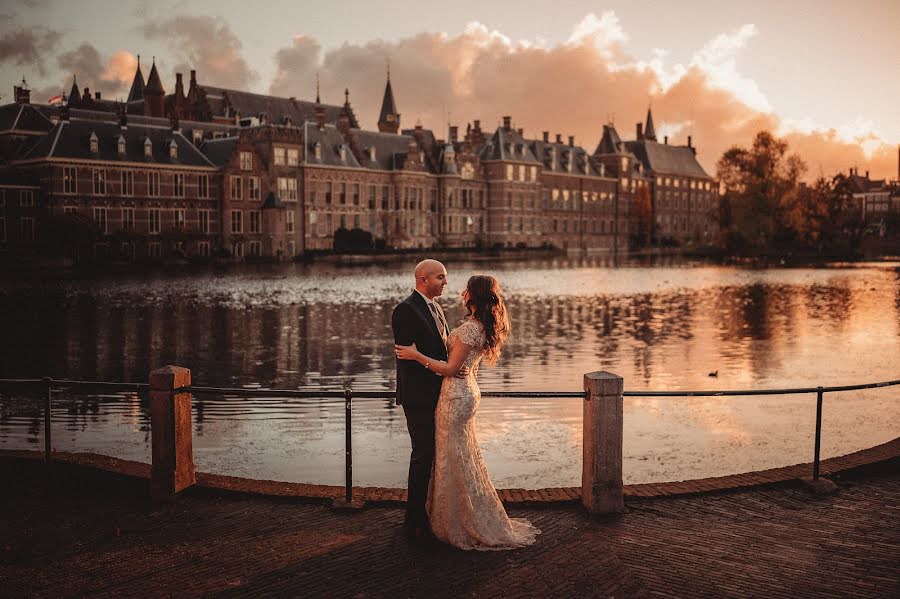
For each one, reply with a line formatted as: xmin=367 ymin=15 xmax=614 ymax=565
xmin=48 ymin=94 xmax=64 ymax=106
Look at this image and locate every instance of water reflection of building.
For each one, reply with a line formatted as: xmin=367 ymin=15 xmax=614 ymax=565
xmin=1 ymin=66 xmax=717 ymax=261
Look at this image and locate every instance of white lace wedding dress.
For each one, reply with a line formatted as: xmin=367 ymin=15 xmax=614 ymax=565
xmin=428 ymin=319 xmax=540 ymax=550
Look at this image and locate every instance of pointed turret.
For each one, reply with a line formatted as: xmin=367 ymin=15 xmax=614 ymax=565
xmin=68 ymin=75 xmax=81 ymax=106
xmin=644 ymin=107 xmax=657 ymax=141
xmin=127 ymin=55 xmax=145 ymax=103
xmin=143 ymin=57 xmax=165 ymax=117
xmin=595 ymin=124 xmax=623 ymax=156
xmin=377 ymin=66 xmax=399 ymax=134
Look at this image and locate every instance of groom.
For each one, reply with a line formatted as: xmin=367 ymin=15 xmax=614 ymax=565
xmin=392 ymin=259 xmax=450 ymax=540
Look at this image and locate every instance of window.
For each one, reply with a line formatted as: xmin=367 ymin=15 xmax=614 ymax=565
xmin=117 ymin=136 xmax=126 ymax=156
xmin=382 ymin=185 xmax=390 ymax=210
xmin=249 ymin=177 xmax=261 ymax=201
xmin=506 ymin=164 xmax=513 ymax=180
xmin=278 ymin=177 xmax=297 ymax=202
xmin=249 ymin=210 xmax=261 ymax=234
xmin=92 ymin=170 xmax=106 ymax=195
xmin=173 ymin=173 xmax=185 ymax=197
xmin=148 ymin=241 xmax=161 ymax=257
xmin=231 ymin=210 xmax=242 ymax=234
xmin=518 ymin=165 xmax=525 ymax=181
xmin=240 ymin=151 xmax=253 ymax=170
xmin=21 ymin=217 xmax=34 ymax=241
xmin=64 ymin=167 xmax=77 ymax=194
xmin=230 ymin=176 xmax=242 ymax=200
xmin=148 ymin=172 xmax=160 ymax=197
xmin=352 ymin=183 xmax=360 ymax=205
xmin=169 ymin=140 xmax=178 ymax=159
xmin=248 ymin=241 xmax=261 ymax=257
xmin=324 ymin=182 xmax=332 ymax=204
xmin=198 ymin=241 xmax=210 ymax=257
xmin=368 ymin=185 xmax=376 ymax=209
xmin=148 ymin=209 xmax=161 ymax=234
xmin=122 ymin=207 xmax=134 ymax=230
xmin=287 ymin=148 xmax=299 ymax=166
xmin=309 ymin=210 xmax=318 ymax=235
xmin=338 ymin=182 xmax=346 ymax=204
xmin=144 ymin=138 xmax=153 ymax=158
xmin=531 ymin=166 xmax=537 ymax=181
xmin=94 ymin=208 xmax=109 ymax=233
xmin=174 ymin=209 xmax=186 ymax=229
xmin=89 ymin=132 xmax=98 ymax=153
xmin=19 ymin=190 xmax=34 ymax=206
xmin=0 ymin=217 xmax=5 ymax=242
xmin=285 ymin=210 xmax=294 ymax=233
xmin=273 ymin=147 xmax=285 ymax=166
xmin=121 ymin=170 xmax=134 ymax=196
xmin=64 ymin=206 xmax=77 ymax=215
xmin=198 ymin=175 xmax=209 ymax=198
xmin=199 ymin=210 xmax=211 ymax=234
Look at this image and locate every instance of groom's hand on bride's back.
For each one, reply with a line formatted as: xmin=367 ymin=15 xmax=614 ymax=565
xmin=454 ymin=366 xmax=469 ymax=379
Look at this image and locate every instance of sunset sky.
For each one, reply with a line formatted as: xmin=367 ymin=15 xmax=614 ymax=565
xmin=3 ymin=0 xmax=897 ymax=179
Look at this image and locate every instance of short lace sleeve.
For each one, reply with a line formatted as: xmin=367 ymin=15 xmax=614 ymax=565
xmin=457 ymin=320 xmax=485 ymax=349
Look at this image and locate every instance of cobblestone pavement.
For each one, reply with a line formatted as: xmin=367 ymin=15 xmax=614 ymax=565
xmin=1 ymin=459 xmax=898 ymax=598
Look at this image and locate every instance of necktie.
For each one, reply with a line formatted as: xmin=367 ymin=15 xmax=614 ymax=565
xmin=428 ymin=302 xmax=448 ymax=342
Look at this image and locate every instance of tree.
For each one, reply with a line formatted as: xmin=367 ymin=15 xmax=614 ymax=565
xmin=630 ymin=185 xmax=653 ymax=248
xmin=716 ymin=131 xmax=806 ymax=253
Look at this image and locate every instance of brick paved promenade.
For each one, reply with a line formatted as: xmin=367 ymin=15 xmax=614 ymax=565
xmin=2 ymin=457 xmax=898 ymax=598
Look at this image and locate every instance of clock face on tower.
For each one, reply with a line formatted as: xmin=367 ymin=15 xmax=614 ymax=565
xmin=461 ymin=161 xmax=474 ymax=180
xmin=386 ymin=114 xmax=394 ymax=122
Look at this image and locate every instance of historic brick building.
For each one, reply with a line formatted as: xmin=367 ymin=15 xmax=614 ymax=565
xmin=0 ymin=63 xmax=717 ymax=262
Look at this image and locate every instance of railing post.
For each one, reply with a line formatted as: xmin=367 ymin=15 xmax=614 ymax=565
xmin=149 ymin=366 xmax=195 ymax=501
xmin=582 ymin=371 xmax=625 ymax=514
xmin=813 ymin=387 xmax=824 ymax=481
xmin=42 ymin=377 xmax=52 ymax=462
xmin=345 ymin=387 xmax=353 ymax=503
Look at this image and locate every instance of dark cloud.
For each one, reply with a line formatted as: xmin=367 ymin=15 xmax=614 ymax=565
xmin=56 ymin=43 xmax=132 ymax=99
xmin=140 ymin=15 xmax=257 ymax=90
xmin=0 ymin=25 xmax=62 ymax=76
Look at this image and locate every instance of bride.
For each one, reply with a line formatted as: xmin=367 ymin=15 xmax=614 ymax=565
xmin=395 ymin=274 xmax=540 ymax=550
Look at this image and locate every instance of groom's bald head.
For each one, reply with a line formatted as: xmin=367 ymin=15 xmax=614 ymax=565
xmin=414 ymin=259 xmax=448 ymax=299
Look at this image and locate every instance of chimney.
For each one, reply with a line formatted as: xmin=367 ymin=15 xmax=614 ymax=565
xmin=473 ymin=119 xmax=481 ymax=131
xmin=636 ymin=123 xmax=643 ymax=139
xmin=865 ymin=170 xmax=869 ymax=179
xmin=542 ymin=131 xmax=549 ymax=143
xmin=175 ymin=72 xmax=184 ymax=98
xmin=83 ymin=87 xmax=90 ymax=101
xmin=95 ymin=91 xmax=101 ymax=100
xmin=449 ymin=126 xmax=458 ymax=142
xmin=568 ymin=135 xmax=574 ymax=147
xmin=664 ymin=135 xmax=668 ymax=145
xmin=687 ymin=135 xmax=692 ymax=148
xmin=555 ymin=133 xmax=562 ymax=143
xmin=517 ymin=128 xmax=523 ymax=136
xmin=502 ymin=115 xmax=511 ymax=130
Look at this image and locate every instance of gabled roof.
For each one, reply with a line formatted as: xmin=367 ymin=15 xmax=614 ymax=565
xmin=0 ymin=103 xmax=54 ymax=135
xmin=624 ymin=139 xmax=710 ymax=178
xmin=145 ymin=61 xmax=164 ymax=94
xmin=303 ymin=123 xmax=362 ymax=168
xmin=595 ymin=124 xmax=624 ymax=155
xmin=528 ymin=137 xmax=602 ymax=177
xmin=16 ymin=118 xmax=215 ymax=167
xmin=199 ymin=137 xmax=238 ymax=167
xmin=847 ymin=174 xmax=887 ymax=194
xmin=346 ymin=128 xmax=422 ymax=171
xmin=202 ymin=86 xmax=351 ymax=127
xmin=480 ymin=127 xmax=541 ymax=163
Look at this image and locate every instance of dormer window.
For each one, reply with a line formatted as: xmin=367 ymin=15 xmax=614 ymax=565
xmin=169 ymin=140 xmax=178 ymax=159
xmin=117 ymin=135 xmax=126 ymax=156
xmin=369 ymin=146 xmax=376 ymax=161
xmin=89 ymin=132 xmax=98 ymax=153
xmin=144 ymin=138 xmax=152 ymax=158
xmin=339 ymin=145 xmax=347 ymax=162
xmin=314 ymin=142 xmax=321 ymax=160
xmin=584 ymin=159 xmax=590 ymax=175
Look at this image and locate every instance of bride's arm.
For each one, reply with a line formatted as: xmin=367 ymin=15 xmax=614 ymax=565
xmin=395 ymin=338 xmax=472 ymax=377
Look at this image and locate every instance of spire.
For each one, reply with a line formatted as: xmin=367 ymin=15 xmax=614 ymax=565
xmin=143 ymin=56 xmax=165 ymax=118
xmin=377 ymin=69 xmax=399 ymax=134
xmin=595 ymin=124 xmax=623 ymax=156
xmin=145 ymin=56 xmax=164 ymax=94
xmin=315 ymin=73 xmax=320 ymax=104
xmin=644 ymin=106 xmax=657 ymax=141
xmin=68 ymin=75 xmax=81 ymax=105
xmin=127 ymin=54 xmax=145 ymax=103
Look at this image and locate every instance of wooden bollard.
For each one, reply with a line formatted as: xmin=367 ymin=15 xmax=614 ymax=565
xmin=582 ymin=371 xmax=625 ymax=514
xmin=150 ymin=366 xmax=196 ymax=501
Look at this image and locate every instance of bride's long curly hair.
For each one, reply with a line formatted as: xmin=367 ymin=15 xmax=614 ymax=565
xmin=464 ymin=274 xmax=510 ymax=365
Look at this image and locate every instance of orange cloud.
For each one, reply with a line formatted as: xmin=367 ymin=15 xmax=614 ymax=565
xmin=270 ymin=15 xmax=897 ymax=181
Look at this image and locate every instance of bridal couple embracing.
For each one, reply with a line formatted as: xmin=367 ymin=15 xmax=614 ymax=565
xmin=392 ymin=259 xmax=540 ymax=551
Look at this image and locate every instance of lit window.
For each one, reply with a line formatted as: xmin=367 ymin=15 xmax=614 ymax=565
xmin=272 ymin=148 xmax=285 ymax=166
xmin=169 ymin=140 xmax=178 ymax=159
xmin=278 ymin=177 xmax=297 ymax=202
xmin=144 ymin=138 xmax=152 ymax=158
xmin=90 ymin=132 xmax=98 ymax=153
xmin=64 ymin=167 xmax=77 ymax=194
xmin=92 ymin=169 xmax=106 ymax=195
xmin=117 ymin=136 xmax=126 ymax=156
xmin=241 ymin=151 xmax=254 ymax=170
xmin=287 ymin=148 xmax=299 ymax=166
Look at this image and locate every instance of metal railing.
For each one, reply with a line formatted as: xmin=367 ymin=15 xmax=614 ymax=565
xmin=1 ymin=376 xmax=898 ymax=502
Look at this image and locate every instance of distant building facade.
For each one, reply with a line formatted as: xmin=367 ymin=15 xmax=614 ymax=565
xmin=0 ymin=63 xmax=718 ymax=262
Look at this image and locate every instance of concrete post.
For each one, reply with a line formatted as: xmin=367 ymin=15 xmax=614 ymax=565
xmin=582 ymin=370 xmax=625 ymax=514
xmin=150 ymin=365 xmax=195 ymax=501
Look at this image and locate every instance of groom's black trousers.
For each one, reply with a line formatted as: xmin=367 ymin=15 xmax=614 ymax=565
xmin=403 ymin=405 xmax=436 ymax=528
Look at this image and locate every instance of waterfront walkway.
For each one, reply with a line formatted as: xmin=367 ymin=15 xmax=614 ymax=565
xmin=2 ymin=457 xmax=899 ymax=597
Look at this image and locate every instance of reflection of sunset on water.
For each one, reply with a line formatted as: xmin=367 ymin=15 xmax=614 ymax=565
xmin=0 ymin=258 xmax=897 ymax=487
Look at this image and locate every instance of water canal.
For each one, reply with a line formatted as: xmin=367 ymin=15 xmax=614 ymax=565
xmin=1 ymin=256 xmax=898 ymax=488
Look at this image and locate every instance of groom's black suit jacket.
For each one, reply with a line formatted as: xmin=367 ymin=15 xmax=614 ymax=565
xmin=392 ymin=291 xmax=449 ymax=410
